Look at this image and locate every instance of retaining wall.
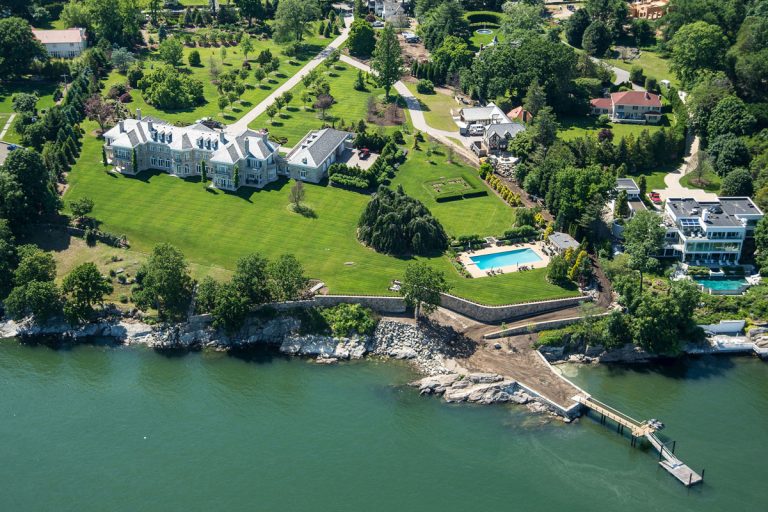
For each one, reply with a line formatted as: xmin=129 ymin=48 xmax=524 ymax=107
xmin=439 ymin=293 xmax=588 ymax=323
xmin=484 ymin=312 xmax=612 ymax=339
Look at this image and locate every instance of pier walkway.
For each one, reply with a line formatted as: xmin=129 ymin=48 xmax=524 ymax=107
xmin=574 ymin=395 xmax=704 ymax=487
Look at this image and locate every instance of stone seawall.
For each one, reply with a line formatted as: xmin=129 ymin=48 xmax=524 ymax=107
xmin=439 ymin=293 xmax=588 ymax=323
xmin=484 ymin=312 xmax=613 ymax=338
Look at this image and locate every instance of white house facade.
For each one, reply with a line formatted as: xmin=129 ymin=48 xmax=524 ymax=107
xmin=590 ymin=91 xmax=663 ymax=124
xmin=285 ymin=128 xmax=353 ymax=184
xmin=32 ymin=28 xmax=87 ymax=59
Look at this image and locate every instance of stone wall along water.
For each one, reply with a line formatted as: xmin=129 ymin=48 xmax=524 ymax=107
xmin=438 ymin=293 xmax=588 ymax=323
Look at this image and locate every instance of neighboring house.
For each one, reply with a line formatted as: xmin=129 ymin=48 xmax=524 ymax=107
xmin=373 ymin=0 xmax=407 ymax=20
xmin=103 ymin=111 xmax=281 ymax=191
xmin=483 ymin=123 xmax=526 ymax=152
xmin=616 ymin=178 xmax=641 ymax=200
xmin=659 ymin=197 xmax=764 ymax=263
xmin=285 ymin=128 xmax=353 ymax=184
xmin=507 ymin=106 xmax=533 ymax=124
xmin=458 ymin=102 xmax=511 ymax=127
xmin=590 ymin=91 xmax=663 ymax=124
xmin=546 ymin=232 xmax=580 ymax=256
xmin=32 ymin=28 xmax=87 ymax=59
xmin=629 ymin=0 xmax=668 ymax=19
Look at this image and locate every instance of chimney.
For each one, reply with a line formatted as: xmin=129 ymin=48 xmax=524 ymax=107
xmin=148 ymin=120 xmax=153 ymax=132
xmin=219 ymin=131 xmax=226 ymax=143
xmin=119 ymin=120 xmax=124 ymax=133
xmin=244 ymin=138 xmax=249 ymax=155
xmin=136 ymin=108 xmax=142 ymax=120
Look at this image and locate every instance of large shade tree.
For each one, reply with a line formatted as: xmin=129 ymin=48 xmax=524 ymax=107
xmin=371 ymin=24 xmax=403 ymax=100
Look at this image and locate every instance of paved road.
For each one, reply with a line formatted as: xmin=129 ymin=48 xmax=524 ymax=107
xmin=339 ymin=54 xmax=477 ymax=163
xmin=225 ymin=19 xmax=352 ymax=134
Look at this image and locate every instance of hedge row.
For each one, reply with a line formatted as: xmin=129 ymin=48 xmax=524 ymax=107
xmin=465 ymin=11 xmax=502 ymax=24
xmin=435 ymin=189 xmax=489 ymax=202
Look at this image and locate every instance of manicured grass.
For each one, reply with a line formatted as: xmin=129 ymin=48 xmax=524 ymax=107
xmin=403 ymin=82 xmax=459 ymax=132
xmin=681 ymin=169 xmax=722 ymax=192
xmin=391 ymin=144 xmax=515 ymax=238
xmin=558 ymin=114 xmax=672 ymax=141
xmin=633 ymin=169 xmax=668 ymax=192
xmin=605 ymin=49 xmax=679 ymax=88
xmin=104 ymin=32 xmax=327 ymax=125
xmin=250 ymin=62 xmax=394 ymax=145
xmin=0 ymin=80 xmax=58 ymax=112
xmin=63 ymin=120 xmax=576 ymax=305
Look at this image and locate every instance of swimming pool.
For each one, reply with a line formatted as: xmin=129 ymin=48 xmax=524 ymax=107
xmin=470 ymin=248 xmax=542 ymax=270
xmin=694 ymin=277 xmax=748 ymax=292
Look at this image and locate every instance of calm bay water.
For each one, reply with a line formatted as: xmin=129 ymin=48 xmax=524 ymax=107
xmin=1 ymin=340 xmax=766 ymax=511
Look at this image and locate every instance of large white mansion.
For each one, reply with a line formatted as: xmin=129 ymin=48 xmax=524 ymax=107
xmin=103 ymin=111 xmax=352 ymax=190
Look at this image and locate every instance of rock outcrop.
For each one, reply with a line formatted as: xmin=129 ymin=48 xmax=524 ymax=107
xmin=410 ymin=373 xmax=536 ymax=406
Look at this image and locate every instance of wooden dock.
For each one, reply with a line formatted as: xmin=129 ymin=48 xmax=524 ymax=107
xmin=573 ymin=395 xmax=704 ymax=487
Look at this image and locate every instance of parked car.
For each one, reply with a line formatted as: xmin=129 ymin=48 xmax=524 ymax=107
xmin=7 ymin=144 xmax=19 ymax=151
xmin=372 ymin=21 xmax=385 ymax=28
xmin=359 ymin=148 xmax=370 ymax=159
xmin=648 ymin=192 xmax=662 ymax=204
xmin=468 ymin=124 xmax=485 ymax=136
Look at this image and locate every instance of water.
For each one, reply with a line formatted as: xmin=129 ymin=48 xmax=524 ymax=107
xmin=694 ymin=277 xmax=748 ymax=292
xmin=470 ymin=248 xmax=542 ymax=270
xmin=1 ymin=340 xmax=767 ymax=511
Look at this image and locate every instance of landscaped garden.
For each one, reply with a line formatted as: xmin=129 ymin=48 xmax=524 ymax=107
xmin=249 ymin=61 xmax=401 ymax=145
xmin=681 ymin=167 xmax=722 ymax=192
xmin=558 ymin=114 xmax=673 ymax=141
xmin=62 ymin=120 xmax=576 ymax=305
xmin=102 ymin=29 xmax=327 ymax=126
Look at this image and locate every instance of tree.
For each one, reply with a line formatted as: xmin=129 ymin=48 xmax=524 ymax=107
xmin=133 ymin=243 xmax=194 ymax=321
xmin=266 ymin=103 xmax=278 ymax=123
xmin=523 ymin=80 xmax=546 ymax=117
xmin=721 ymin=168 xmax=754 ymax=197
xmin=289 ymin=180 xmax=305 ymax=210
xmin=629 ymin=65 xmax=645 ymax=84
xmin=614 ymin=190 xmax=630 ymax=219
xmin=158 ymin=38 xmax=184 ymax=67
xmin=0 ymin=220 xmax=18 ymax=301
xmin=69 ymin=197 xmax=95 ymax=222
xmin=501 ymin=2 xmax=544 ymax=39
xmin=110 ymin=47 xmax=136 ymax=73
xmin=531 ymin=107 xmax=558 ymax=149
xmin=584 ymin=0 xmax=628 ymax=37
xmin=707 ymin=95 xmax=757 ymax=139
xmin=13 ymin=245 xmax=55 ymax=287
xmin=348 ymin=19 xmax=376 ymax=57
xmin=4 ymin=280 xmax=62 ymax=323
xmin=582 ymin=20 xmax=611 ymax=57
xmin=85 ymin=95 xmax=117 ymax=134
xmin=756 ymin=217 xmax=768 ymax=273
xmin=240 ymin=36 xmax=254 ymax=61
xmin=708 ymin=134 xmax=750 ymax=176
xmin=267 ymin=254 xmax=308 ymax=301
xmin=0 ymin=148 xmax=59 ymax=230
xmin=547 ymin=255 xmax=570 ymax=285
xmin=211 ymin=282 xmax=250 ymax=333
xmin=399 ymin=262 xmax=450 ymax=319
xmin=623 ymin=210 xmax=665 ymax=295
xmin=235 ymin=0 xmax=265 ymax=28
xmin=372 ymin=24 xmax=403 ymax=100
xmin=62 ymin=262 xmax=113 ymax=323
xmin=232 ymin=253 xmax=271 ymax=305
xmin=138 ymin=65 xmax=205 ymax=109
xmin=431 ymin=35 xmax=474 ymax=77
xmin=565 ymin=8 xmax=591 ymax=47
xmin=670 ymin=21 xmax=728 ymax=87
xmin=728 ymin=16 xmax=768 ymax=101
xmin=11 ymin=93 xmax=38 ymax=115
xmin=419 ymin=0 xmax=470 ymax=51
xmin=189 ymin=50 xmax=201 ymax=67
xmin=301 ymin=90 xmax=313 ymax=110
xmin=254 ymin=66 xmax=266 ymax=83
xmin=313 ymin=93 xmax=334 ymax=120
xmin=0 ymin=17 xmax=46 ymax=79
xmin=273 ymin=0 xmax=321 ymax=42
xmin=569 ymin=250 xmax=592 ymax=286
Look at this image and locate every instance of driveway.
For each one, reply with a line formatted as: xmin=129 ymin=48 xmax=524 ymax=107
xmin=0 ymin=142 xmax=10 ymax=166
xmin=225 ymin=18 xmax=352 ymax=134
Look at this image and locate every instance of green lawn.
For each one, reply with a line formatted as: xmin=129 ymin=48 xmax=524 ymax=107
xmin=250 ymin=62 xmax=395 ymax=145
xmin=634 ymin=169 xmax=669 ymax=192
xmin=62 ymin=120 xmax=576 ymax=305
xmin=104 ymin=32 xmax=327 ymax=125
xmin=558 ymin=114 xmax=672 ymax=141
xmin=391 ymin=145 xmax=515 ymax=238
xmin=605 ymin=49 xmax=678 ymax=88
xmin=403 ymin=82 xmax=459 ymax=132
xmin=681 ymin=168 xmax=722 ymax=192
xmin=0 ymin=80 xmax=58 ymax=112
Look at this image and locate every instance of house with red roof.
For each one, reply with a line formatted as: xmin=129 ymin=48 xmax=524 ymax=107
xmin=507 ymin=106 xmax=533 ymax=124
xmin=590 ymin=91 xmax=663 ymax=124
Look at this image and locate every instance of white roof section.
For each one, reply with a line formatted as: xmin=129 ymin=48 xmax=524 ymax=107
xmin=548 ymin=232 xmax=580 ymax=252
xmin=460 ymin=103 xmax=512 ymax=124
xmin=286 ymin=128 xmax=352 ymax=168
xmin=32 ymin=28 xmax=86 ymax=44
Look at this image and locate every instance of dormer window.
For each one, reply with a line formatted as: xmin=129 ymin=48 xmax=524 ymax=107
xmin=167 ymin=133 xmax=172 ymax=143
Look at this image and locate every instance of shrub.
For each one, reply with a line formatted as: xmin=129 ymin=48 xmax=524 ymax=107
xmin=127 ymin=64 xmax=144 ymax=88
xmin=686 ymin=266 xmax=711 ymax=277
xmin=319 ymin=304 xmax=378 ymax=337
xmin=503 ymin=225 xmax=538 ymax=241
xmin=119 ymin=92 xmax=132 ymax=103
xmin=188 ymin=50 xmax=201 ymax=66
xmin=535 ymin=327 xmax=574 ymax=347
xmin=416 ymin=79 xmax=434 ymax=94
xmin=138 ymin=65 xmax=204 ymax=110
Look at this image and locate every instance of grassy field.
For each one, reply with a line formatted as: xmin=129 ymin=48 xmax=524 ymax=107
xmin=681 ymin=168 xmax=722 ymax=192
xmin=558 ymin=114 xmax=672 ymax=141
xmin=403 ymin=82 xmax=459 ymax=132
xmin=606 ymin=49 xmax=679 ymax=88
xmin=0 ymin=80 xmax=59 ymax=143
xmin=391 ymin=145 xmax=515 ymax=238
xmin=249 ymin=62 xmax=396 ymax=145
xmin=103 ymin=31 xmax=327 ymax=125
xmin=62 ymin=120 xmax=576 ymax=305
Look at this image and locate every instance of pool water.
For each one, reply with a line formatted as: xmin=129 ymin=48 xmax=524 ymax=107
xmin=470 ymin=248 xmax=542 ymax=270
xmin=694 ymin=277 xmax=747 ymax=291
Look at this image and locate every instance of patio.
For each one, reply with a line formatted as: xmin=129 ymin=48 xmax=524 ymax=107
xmin=457 ymin=242 xmax=550 ymax=278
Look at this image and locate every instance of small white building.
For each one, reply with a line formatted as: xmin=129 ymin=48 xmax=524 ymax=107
xmin=285 ymin=128 xmax=353 ymax=184
xmin=458 ymin=102 xmax=511 ymax=127
xmin=32 ymin=28 xmax=87 ymax=59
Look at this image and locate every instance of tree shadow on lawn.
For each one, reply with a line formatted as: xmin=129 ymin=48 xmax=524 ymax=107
xmin=126 ymin=169 xmax=166 ymax=183
xmin=274 ymin=73 xmax=287 ymax=79
xmin=20 ymin=224 xmax=72 ymax=252
xmin=259 ymin=84 xmax=272 ymax=90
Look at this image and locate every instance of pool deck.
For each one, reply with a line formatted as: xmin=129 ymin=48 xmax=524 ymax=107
xmin=458 ymin=242 xmax=550 ymax=278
